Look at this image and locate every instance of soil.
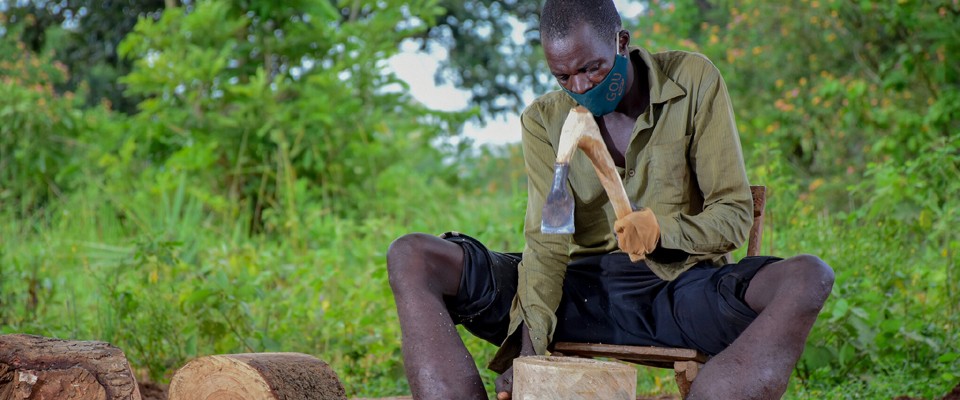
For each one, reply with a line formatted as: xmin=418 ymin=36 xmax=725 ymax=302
xmin=352 ymin=397 xmax=676 ymax=400
xmin=943 ymin=382 xmax=960 ymax=400
xmin=133 ymin=382 xmax=960 ymax=400
xmin=138 ymin=381 xmax=169 ymax=400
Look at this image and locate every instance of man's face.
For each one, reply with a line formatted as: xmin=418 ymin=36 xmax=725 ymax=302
xmin=543 ymin=24 xmax=620 ymax=95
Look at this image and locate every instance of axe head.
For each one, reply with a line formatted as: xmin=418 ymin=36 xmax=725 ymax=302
xmin=541 ymin=162 xmax=575 ymax=234
xmin=540 ymin=107 xmax=597 ymax=234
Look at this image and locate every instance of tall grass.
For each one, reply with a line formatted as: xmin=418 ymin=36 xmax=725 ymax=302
xmin=3 ymin=143 xmax=957 ymax=398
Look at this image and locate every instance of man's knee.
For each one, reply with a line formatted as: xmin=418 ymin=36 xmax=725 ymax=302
xmin=387 ymin=233 xmax=434 ymax=283
xmin=387 ymin=233 xmax=434 ymax=265
xmin=387 ymin=233 xmax=462 ymax=295
xmin=782 ymin=254 xmax=835 ymax=311
xmin=749 ymin=255 xmax=834 ymax=313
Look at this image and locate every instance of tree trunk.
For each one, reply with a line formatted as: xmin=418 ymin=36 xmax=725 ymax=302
xmin=168 ymin=353 xmax=346 ymax=400
xmin=512 ymin=356 xmax=636 ymax=400
xmin=0 ymin=334 xmax=142 ymax=400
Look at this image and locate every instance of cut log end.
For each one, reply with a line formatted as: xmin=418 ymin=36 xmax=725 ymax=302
xmin=168 ymin=353 xmax=346 ymax=400
xmin=513 ymin=356 xmax=636 ymax=400
xmin=0 ymin=334 xmax=142 ymax=400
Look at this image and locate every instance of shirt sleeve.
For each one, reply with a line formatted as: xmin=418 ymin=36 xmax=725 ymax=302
xmin=488 ymin=102 xmax=571 ymax=372
xmin=650 ymin=65 xmax=753 ymax=274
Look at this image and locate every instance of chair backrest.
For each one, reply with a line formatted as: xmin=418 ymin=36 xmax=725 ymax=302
xmin=747 ymin=185 xmax=766 ymax=257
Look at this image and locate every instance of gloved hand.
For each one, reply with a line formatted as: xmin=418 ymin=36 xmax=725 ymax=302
xmin=614 ymin=207 xmax=660 ymax=262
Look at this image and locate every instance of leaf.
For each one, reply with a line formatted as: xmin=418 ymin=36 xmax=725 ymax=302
xmin=182 ymin=288 xmax=214 ymax=309
xmin=800 ymin=345 xmax=835 ymax=370
xmin=938 ymin=352 xmax=960 ymax=363
xmin=829 ymin=298 xmax=849 ymax=322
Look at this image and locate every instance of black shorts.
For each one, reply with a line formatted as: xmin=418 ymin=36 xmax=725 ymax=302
xmin=440 ymin=232 xmax=782 ymax=356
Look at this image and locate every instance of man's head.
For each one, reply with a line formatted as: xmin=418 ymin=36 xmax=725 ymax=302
xmin=540 ymin=0 xmax=629 ymax=114
xmin=540 ymin=0 xmax=622 ymax=46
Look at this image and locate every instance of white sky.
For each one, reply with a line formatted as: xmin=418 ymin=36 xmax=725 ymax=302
xmin=387 ymin=0 xmax=644 ymax=146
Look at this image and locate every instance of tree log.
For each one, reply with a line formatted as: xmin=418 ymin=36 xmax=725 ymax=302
xmin=0 ymin=334 xmax=142 ymax=400
xmin=513 ymin=356 xmax=636 ymax=400
xmin=168 ymin=353 xmax=346 ymax=400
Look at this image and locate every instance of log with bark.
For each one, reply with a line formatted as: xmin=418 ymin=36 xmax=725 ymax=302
xmin=168 ymin=352 xmax=346 ymax=400
xmin=0 ymin=334 xmax=143 ymax=400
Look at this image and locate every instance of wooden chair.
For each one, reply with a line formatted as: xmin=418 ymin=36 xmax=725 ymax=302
xmin=551 ymin=185 xmax=767 ymax=399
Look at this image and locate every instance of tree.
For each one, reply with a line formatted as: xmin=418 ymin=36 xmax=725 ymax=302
xmin=1 ymin=0 xmax=471 ymax=227
xmin=114 ymin=0 xmax=468 ymax=232
xmin=2 ymin=0 xmax=550 ymax=120
xmin=1 ymin=0 xmax=171 ymax=113
xmin=415 ymin=0 xmax=548 ymax=119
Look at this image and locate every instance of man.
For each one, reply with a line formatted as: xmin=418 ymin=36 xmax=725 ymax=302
xmin=387 ymin=0 xmax=834 ymax=398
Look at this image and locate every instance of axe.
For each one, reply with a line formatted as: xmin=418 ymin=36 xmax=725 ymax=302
xmin=540 ymin=107 xmax=642 ymax=260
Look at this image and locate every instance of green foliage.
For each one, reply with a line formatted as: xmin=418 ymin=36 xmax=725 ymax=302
xmin=630 ymin=0 xmax=959 ymax=197
xmin=628 ymin=0 xmax=960 ymax=397
xmin=2 ymin=0 xmax=959 ymax=398
xmin=109 ymin=0 xmax=470 ymax=231
xmin=0 ymin=25 xmax=114 ymax=214
xmin=0 ymin=0 xmax=501 ymax=395
xmin=1 ymin=0 xmax=168 ymax=113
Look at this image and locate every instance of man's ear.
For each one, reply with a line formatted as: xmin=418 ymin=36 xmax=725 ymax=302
xmin=618 ymin=29 xmax=631 ymax=54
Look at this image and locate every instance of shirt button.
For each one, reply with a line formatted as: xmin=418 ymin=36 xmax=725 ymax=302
xmin=628 ymin=169 xmax=636 ymax=177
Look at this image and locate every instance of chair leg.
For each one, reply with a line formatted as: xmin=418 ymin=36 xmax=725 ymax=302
xmin=673 ymin=360 xmax=701 ymax=399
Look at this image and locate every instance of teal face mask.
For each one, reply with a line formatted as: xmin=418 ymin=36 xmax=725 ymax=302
xmin=563 ymin=44 xmax=628 ymax=117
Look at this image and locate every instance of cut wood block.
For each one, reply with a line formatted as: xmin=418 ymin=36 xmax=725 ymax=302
xmin=0 ymin=334 xmax=143 ymax=400
xmin=168 ymin=353 xmax=346 ymax=400
xmin=513 ymin=356 xmax=636 ymax=400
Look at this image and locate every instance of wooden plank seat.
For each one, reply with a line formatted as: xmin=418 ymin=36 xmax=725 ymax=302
xmin=550 ymin=185 xmax=768 ymax=399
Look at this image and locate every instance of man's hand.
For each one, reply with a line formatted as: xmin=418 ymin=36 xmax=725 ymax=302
xmin=495 ymin=366 xmax=514 ymax=400
xmin=496 ymin=323 xmax=537 ymax=400
xmin=614 ymin=207 xmax=660 ymax=261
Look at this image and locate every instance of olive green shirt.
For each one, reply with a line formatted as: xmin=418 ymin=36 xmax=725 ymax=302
xmin=488 ymin=47 xmax=753 ymax=372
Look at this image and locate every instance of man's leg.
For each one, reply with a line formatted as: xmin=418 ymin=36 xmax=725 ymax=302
xmin=689 ymin=254 xmax=835 ymax=399
xmin=387 ymin=233 xmax=486 ymax=399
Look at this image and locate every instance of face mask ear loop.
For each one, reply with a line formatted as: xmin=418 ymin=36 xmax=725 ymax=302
xmin=615 ymin=31 xmax=623 ymax=57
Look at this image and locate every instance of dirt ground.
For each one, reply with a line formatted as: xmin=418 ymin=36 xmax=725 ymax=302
xmin=138 ymin=381 xmax=168 ymax=400
xmin=138 ymin=382 xmax=960 ymax=400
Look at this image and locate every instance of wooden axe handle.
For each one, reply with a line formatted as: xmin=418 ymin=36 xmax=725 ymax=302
xmin=556 ymin=107 xmax=642 ymax=260
xmin=578 ymin=135 xmax=633 ymax=219
xmin=557 ymin=107 xmax=633 ymax=219
xmin=580 ymin=137 xmax=644 ymax=262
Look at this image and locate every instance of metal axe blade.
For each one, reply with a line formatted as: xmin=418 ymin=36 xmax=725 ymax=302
xmin=541 ymin=162 xmax=575 ymax=234
xmin=540 ymin=106 xmax=635 ymax=235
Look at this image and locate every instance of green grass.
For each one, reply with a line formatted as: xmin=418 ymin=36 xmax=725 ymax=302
xmin=1 ymin=160 xmax=957 ymax=399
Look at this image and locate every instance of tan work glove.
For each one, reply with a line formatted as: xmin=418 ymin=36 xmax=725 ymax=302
xmin=614 ymin=208 xmax=661 ymax=262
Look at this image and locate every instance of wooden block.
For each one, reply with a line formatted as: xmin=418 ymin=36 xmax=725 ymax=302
xmin=513 ymin=356 xmax=636 ymax=400
xmin=168 ymin=353 xmax=346 ymax=400
xmin=0 ymin=334 xmax=143 ymax=400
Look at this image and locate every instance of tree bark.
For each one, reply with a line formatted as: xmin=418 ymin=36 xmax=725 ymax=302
xmin=0 ymin=334 xmax=142 ymax=400
xmin=512 ymin=356 xmax=636 ymax=400
xmin=168 ymin=353 xmax=346 ymax=400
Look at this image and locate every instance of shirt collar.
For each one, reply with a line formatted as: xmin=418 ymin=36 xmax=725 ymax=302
xmin=630 ymin=46 xmax=686 ymax=104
